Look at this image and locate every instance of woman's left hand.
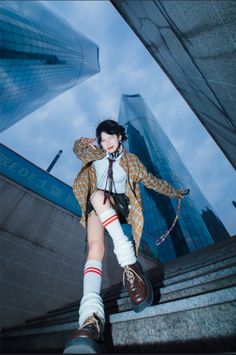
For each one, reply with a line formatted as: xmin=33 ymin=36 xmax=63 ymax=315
xmin=177 ymin=188 xmax=190 ymax=198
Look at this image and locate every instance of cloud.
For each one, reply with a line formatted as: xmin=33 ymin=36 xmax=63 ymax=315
xmin=1 ymin=87 xmax=89 ymax=178
xmin=1 ymin=0 xmax=235 ymax=236
xmin=45 ymin=1 xmax=115 ymax=42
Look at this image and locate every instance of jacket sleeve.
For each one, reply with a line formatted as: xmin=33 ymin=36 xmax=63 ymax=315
xmin=136 ymin=157 xmax=183 ymax=199
xmin=73 ymin=138 xmax=96 ymax=161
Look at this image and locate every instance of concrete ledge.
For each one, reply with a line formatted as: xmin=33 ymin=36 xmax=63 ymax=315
xmin=0 ymin=321 xmax=78 ymax=338
xmin=110 ymin=286 xmax=236 ymax=323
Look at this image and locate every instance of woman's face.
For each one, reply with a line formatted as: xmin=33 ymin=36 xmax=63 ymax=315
xmin=100 ymin=132 xmax=121 ymax=153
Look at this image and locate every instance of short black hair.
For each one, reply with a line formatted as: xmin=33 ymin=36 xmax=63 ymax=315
xmin=96 ymin=120 xmax=127 ymax=146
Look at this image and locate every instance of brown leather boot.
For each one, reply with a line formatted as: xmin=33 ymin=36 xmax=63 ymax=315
xmin=123 ymin=262 xmax=153 ymax=313
xmin=63 ymin=313 xmax=103 ymax=354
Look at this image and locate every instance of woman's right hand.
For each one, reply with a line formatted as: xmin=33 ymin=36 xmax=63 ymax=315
xmin=80 ymin=137 xmax=97 ymax=150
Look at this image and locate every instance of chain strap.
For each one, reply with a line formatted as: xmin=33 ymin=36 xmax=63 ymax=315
xmin=155 ymin=198 xmax=181 ymax=246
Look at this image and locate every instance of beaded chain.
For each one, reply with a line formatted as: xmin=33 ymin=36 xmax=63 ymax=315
xmin=155 ymin=198 xmax=181 ymax=246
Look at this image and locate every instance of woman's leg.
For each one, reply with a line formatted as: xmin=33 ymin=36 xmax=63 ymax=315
xmin=91 ymin=190 xmax=136 ymax=267
xmin=64 ymin=211 xmax=105 ymax=354
xmin=87 ymin=210 xmax=105 ymax=262
xmin=78 ymin=211 xmax=105 ymax=327
xmin=91 ymin=190 xmax=153 ymax=313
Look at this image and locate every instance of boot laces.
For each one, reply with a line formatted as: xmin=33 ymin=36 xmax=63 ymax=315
xmin=79 ymin=314 xmax=100 ymax=332
xmin=123 ymin=265 xmax=144 ymax=286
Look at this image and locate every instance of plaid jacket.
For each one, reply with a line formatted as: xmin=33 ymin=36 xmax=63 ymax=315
xmin=73 ymin=138 xmax=182 ymax=254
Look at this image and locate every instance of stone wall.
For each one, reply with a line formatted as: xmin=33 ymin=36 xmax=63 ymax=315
xmin=0 ymin=176 xmax=157 ymax=329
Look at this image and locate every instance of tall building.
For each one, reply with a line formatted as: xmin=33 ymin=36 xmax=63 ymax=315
xmin=111 ymin=0 xmax=236 ymax=169
xmin=118 ymin=94 xmax=230 ymax=262
xmin=0 ymin=1 xmax=100 ymax=132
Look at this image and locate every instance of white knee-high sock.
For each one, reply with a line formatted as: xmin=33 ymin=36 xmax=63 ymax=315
xmin=79 ymin=293 xmax=104 ymax=327
xmin=83 ymin=259 xmax=102 ymax=295
xmin=79 ymin=260 xmax=104 ymax=327
xmin=99 ymin=208 xmax=137 ymax=267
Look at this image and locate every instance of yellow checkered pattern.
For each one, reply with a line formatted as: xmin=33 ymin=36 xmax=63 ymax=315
xmin=73 ymin=138 xmax=182 ymax=254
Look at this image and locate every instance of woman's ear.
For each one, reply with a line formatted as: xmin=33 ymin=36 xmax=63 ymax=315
xmin=118 ymin=135 xmax=122 ymax=142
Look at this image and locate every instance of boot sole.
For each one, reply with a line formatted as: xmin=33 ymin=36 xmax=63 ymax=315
xmin=132 ymin=278 xmax=153 ymax=313
xmin=63 ymin=337 xmax=102 ymax=354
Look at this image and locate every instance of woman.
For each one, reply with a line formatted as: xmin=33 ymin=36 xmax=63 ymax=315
xmin=64 ymin=120 xmax=187 ymax=354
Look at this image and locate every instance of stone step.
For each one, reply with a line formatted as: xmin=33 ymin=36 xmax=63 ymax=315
xmin=105 ymin=266 xmax=236 ymax=313
xmin=162 ymin=262 xmax=236 ymax=292
xmin=2 ymin=261 xmax=235 ymax=334
xmin=1 ymin=239 xmax=236 ymax=354
xmin=3 ymin=248 xmax=236 ymax=330
xmin=158 ymin=247 xmax=235 ymax=282
xmin=2 ymin=286 xmax=235 ymax=353
xmin=157 ymin=254 xmax=236 ymax=287
xmin=11 ymin=239 xmax=236 ymax=329
xmin=118 ymin=240 xmax=236 ymax=290
xmin=165 ymin=236 xmax=236 ymax=271
xmin=160 ymin=243 xmax=236 ymax=279
xmin=108 ymin=286 xmax=236 ymax=353
xmin=99 ymin=253 xmax=236 ymax=306
xmin=0 ymin=326 xmax=74 ymax=353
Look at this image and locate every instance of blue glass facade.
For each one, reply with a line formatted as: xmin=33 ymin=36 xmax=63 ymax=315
xmin=119 ymin=94 xmax=230 ymax=262
xmin=0 ymin=1 xmax=100 ymax=132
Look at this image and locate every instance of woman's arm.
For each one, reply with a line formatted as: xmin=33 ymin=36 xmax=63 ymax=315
xmin=73 ymin=137 xmax=97 ymax=161
xmin=135 ymin=156 xmax=185 ymax=199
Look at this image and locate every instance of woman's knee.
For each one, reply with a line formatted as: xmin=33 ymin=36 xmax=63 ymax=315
xmin=90 ymin=190 xmax=115 ymax=213
xmin=90 ymin=190 xmax=110 ymax=211
xmin=90 ymin=190 xmax=104 ymax=204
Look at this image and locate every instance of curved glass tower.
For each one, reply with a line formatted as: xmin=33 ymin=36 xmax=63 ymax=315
xmin=0 ymin=1 xmax=100 ymax=132
xmin=118 ymin=94 xmax=230 ymax=262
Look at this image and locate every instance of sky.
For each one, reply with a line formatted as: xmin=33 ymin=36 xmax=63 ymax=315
xmin=1 ymin=0 xmax=235 ymax=235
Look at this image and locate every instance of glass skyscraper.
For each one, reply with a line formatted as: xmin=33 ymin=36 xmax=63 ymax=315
xmin=112 ymin=0 xmax=236 ymax=170
xmin=119 ymin=94 xmax=230 ymax=262
xmin=0 ymin=1 xmax=100 ymax=132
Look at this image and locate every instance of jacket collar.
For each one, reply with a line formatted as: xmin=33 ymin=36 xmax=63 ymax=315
xmin=82 ymin=145 xmax=129 ymax=176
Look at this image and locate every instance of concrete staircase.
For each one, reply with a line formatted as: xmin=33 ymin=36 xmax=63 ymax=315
xmin=1 ymin=237 xmax=236 ymax=353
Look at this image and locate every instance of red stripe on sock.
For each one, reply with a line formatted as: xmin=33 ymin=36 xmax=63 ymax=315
xmin=103 ymin=214 xmax=118 ymax=227
xmin=84 ymin=267 xmax=102 ymax=276
xmin=84 ymin=269 xmax=102 ymax=276
xmin=104 ymin=215 xmax=119 ymax=227
xmin=102 ymin=214 xmax=118 ymax=225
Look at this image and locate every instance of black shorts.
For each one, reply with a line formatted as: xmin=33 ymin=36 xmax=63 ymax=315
xmin=86 ymin=190 xmax=130 ymax=224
